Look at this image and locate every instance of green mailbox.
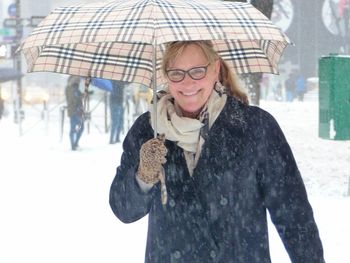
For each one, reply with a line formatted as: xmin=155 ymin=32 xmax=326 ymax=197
xmin=319 ymin=55 xmax=350 ymax=140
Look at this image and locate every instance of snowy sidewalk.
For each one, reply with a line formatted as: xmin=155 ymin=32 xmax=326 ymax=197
xmin=1 ymin=100 xmax=349 ymax=263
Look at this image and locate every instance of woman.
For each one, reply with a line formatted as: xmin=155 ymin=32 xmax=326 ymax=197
xmin=109 ymin=41 xmax=324 ymax=263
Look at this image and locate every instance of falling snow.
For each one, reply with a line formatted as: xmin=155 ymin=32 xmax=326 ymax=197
xmin=0 ymin=99 xmax=349 ymax=263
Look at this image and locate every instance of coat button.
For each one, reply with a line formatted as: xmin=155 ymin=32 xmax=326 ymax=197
xmin=174 ymin=250 xmax=181 ymax=259
xmin=169 ymin=199 xmax=176 ymax=207
xmin=210 ymin=250 xmax=216 ymax=258
xmin=220 ymin=196 xmax=228 ymax=206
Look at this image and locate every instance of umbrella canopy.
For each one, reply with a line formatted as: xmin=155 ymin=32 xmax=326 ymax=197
xmin=0 ymin=67 xmax=23 ymax=83
xmin=20 ymin=0 xmax=290 ymax=88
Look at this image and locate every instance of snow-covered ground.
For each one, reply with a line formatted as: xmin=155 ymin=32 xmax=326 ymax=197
xmin=0 ymin=97 xmax=349 ymax=263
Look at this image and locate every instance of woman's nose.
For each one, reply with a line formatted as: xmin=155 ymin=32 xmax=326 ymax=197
xmin=182 ymin=72 xmax=195 ymax=84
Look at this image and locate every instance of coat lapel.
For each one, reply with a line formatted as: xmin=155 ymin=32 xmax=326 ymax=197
xmin=192 ymin=96 xmax=248 ymax=188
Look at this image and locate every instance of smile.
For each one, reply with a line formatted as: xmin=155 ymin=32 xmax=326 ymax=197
xmin=181 ymin=90 xmax=199 ymax=96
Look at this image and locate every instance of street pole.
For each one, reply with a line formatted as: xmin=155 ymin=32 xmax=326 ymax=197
xmin=43 ymin=100 xmax=49 ymax=135
xmin=104 ymin=92 xmax=108 ymax=133
xmin=15 ymin=0 xmax=23 ymax=135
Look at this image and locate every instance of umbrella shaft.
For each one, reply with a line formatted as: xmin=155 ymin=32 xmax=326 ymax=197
xmin=152 ymin=44 xmax=157 ymax=138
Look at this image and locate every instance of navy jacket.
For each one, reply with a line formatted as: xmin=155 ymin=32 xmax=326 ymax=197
xmin=109 ymin=96 xmax=324 ymax=263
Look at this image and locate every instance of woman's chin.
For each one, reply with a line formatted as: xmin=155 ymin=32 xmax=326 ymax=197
xmin=180 ymin=106 xmax=202 ymax=118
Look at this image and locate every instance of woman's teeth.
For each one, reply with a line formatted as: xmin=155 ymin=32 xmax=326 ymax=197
xmin=182 ymin=90 xmax=198 ymax=96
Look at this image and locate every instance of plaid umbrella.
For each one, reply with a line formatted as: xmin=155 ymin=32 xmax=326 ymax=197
xmin=20 ymin=0 xmax=290 ymax=88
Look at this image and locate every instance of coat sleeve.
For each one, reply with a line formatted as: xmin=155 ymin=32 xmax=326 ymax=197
xmin=257 ymin=111 xmax=325 ymax=263
xmin=109 ymin=113 xmax=155 ymax=223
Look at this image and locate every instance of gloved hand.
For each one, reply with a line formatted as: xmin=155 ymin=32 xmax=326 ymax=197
xmin=137 ymin=134 xmax=167 ymax=184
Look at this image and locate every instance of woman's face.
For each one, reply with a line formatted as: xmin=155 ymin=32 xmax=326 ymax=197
xmin=166 ymin=44 xmax=220 ymax=118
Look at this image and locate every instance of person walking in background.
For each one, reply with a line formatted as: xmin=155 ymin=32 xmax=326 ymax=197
xmin=0 ymin=87 xmax=4 ymax=120
xmin=109 ymin=80 xmax=126 ymax=144
xmin=65 ymin=76 xmax=84 ymax=151
xmin=273 ymin=82 xmax=283 ymax=101
xmin=109 ymin=41 xmax=324 ymax=263
xmin=284 ymin=71 xmax=297 ymax=102
xmin=295 ymin=74 xmax=306 ymax=101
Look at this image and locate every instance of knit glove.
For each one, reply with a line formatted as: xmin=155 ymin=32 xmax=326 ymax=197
xmin=137 ymin=134 xmax=167 ymax=184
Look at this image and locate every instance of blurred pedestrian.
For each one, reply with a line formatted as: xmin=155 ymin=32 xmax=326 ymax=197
xmin=0 ymin=87 xmax=4 ymax=120
xmin=295 ymin=74 xmax=306 ymax=101
xmin=284 ymin=72 xmax=296 ymax=102
xmin=109 ymin=40 xmax=324 ymax=263
xmin=109 ymin=80 xmax=126 ymax=144
xmin=65 ymin=76 xmax=84 ymax=151
xmin=273 ymin=82 xmax=283 ymax=101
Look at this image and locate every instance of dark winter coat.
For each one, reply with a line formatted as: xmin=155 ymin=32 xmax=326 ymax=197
xmin=109 ymin=96 xmax=324 ymax=263
xmin=65 ymin=83 xmax=84 ymax=118
xmin=110 ymin=80 xmax=125 ymax=106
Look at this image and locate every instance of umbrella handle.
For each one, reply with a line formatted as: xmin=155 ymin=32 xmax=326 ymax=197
xmin=159 ymin=167 xmax=167 ymax=206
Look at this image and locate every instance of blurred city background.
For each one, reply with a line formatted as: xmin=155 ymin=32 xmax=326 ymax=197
xmin=0 ymin=0 xmax=349 ymax=138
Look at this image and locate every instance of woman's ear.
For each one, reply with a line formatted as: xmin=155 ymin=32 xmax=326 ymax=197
xmin=214 ymin=59 xmax=221 ymax=80
xmin=215 ymin=59 xmax=221 ymax=75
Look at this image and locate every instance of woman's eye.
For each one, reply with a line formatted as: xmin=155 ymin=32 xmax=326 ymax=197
xmin=169 ymin=71 xmax=184 ymax=78
xmin=190 ymin=68 xmax=204 ymax=76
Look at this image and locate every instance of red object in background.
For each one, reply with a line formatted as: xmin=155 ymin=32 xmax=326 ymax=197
xmin=339 ymin=0 xmax=350 ymax=17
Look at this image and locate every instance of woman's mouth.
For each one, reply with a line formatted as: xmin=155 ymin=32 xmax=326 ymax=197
xmin=181 ymin=90 xmax=199 ymax=96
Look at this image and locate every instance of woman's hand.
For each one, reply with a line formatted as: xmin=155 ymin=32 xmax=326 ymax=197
xmin=137 ymin=134 xmax=167 ymax=184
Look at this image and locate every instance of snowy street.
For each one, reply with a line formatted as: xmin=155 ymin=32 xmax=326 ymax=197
xmin=0 ymin=99 xmax=349 ymax=263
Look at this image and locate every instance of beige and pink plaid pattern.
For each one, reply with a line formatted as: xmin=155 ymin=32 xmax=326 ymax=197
xmin=20 ymin=0 xmax=290 ymax=86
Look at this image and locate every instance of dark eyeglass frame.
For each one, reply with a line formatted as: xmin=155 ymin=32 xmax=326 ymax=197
xmin=166 ymin=63 xmax=210 ymax=82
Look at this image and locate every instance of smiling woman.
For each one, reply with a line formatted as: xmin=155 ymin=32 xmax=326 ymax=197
xmin=165 ymin=43 xmax=222 ymax=118
xmin=109 ymin=40 xmax=325 ymax=263
xmin=162 ymin=41 xmax=248 ymax=118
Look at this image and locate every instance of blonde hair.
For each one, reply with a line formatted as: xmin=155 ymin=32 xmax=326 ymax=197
xmin=162 ymin=41 xmax=249 ymax=105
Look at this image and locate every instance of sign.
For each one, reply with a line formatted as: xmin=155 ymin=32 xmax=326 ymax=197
xmin=322 ymin=0 xmax=350 ymax=37
xmin=0 ymin=28 xmax=11 ymax=36
xmin=3 ymin=18 xmax=17 ymax=28
xmin=30 ymin=16 xmax=45 ymax=27
xmin=272 ymin=0 xmax=295 ymax=32
xmin=3 ymin=35 xmax=17 ymax=43
xmin=0 ymin=28 xmax=16 ymax=43
xmin=3 ymin=18 xmax=30 ymax=28
xmin=8 ymin=3 xmax=17 ymax=17
xmin=3 ymin=17 xmax=44 ymax=29
xmin=0 ymin=44 xmax=7 ymax=57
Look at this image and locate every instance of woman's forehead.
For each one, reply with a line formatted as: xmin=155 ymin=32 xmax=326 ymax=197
xmin=170 ymin=44 xmax=207 ymax=64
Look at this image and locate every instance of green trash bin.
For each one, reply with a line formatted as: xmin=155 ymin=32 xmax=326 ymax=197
xmin=319 ymin=54 xmax=350 ymax=140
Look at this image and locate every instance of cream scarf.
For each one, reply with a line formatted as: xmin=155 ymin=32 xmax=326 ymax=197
xmin=150 ymin=85 xmax=227 ymax=175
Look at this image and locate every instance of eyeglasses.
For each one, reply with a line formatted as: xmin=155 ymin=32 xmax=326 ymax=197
xmin=166 ymin=63 xmax=210 ymax=82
